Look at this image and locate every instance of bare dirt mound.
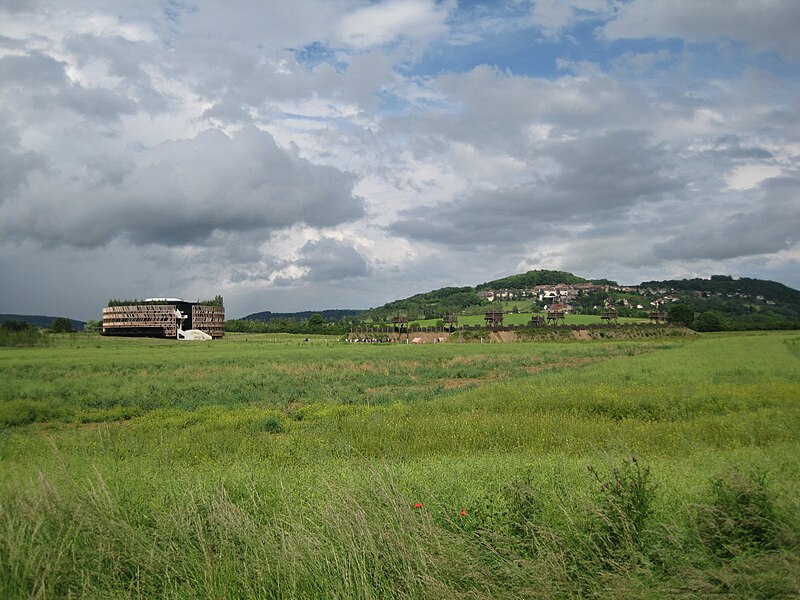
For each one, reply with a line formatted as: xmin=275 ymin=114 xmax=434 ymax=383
xmin=408 ymin=332 xmax=450 ymax=343
xmin=572 ymin=329 xmax=591 ymax=341
xmin=348 ymin=332 xmax=451 ymax=343
xmin=490 ymin=331 xmax=518 ymax=343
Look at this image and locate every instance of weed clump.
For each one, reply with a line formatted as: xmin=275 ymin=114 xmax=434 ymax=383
xmin=587 ymin=456 xmax=657 ymax=565
xmin=249 ymin=416 xmax=284 ymax=434
xmin=0 ymin=399 xmax=64 ymax=426
xmin=697 ymin=469 xmax=780 ymax=558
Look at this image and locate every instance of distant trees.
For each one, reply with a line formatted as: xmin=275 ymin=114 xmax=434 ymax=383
xmin=107 ymin=298 xmax=147 ymax=307
xmin=1 ymin=319 xmax=33 ymax=333
xmin=199 ymin=295 xmax=224 ymax=306
xmin=307 ymin=313 xmax=325 ymax=329
xmin=694 ymin=311 xmax=724 ymax=332
xmin=225 ymin=315 xmax=350 ymax=335
xmin=667 ymin=304 xmax=695 ymax=328
xmin=49 ymin=317 xmax=75 ymax=333
xmin=0 ymin=320 xmax=48 ymax=347
xmin=84 ymin=319 xmax=102 ymax=333
xmin=666 ymin=305 xmax=726 ymax=331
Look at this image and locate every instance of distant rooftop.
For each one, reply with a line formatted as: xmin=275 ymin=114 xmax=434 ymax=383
xmin=144 ymin=298 xmax=184 ymax=303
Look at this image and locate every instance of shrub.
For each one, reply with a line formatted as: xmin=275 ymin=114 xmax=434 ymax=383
xmin=250 ymin=416 xmax=284 ymax=434
xmin=0 ymin=400 xmax=63 ymax=426
xmin=0 ymin=326 xmax=49 ymax=347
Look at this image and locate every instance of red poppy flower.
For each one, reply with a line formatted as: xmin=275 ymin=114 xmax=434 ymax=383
xmin=459 ymin=509 xmax=467 ymax=517
xmin=413 ymin=502 xmax=423 ymax=509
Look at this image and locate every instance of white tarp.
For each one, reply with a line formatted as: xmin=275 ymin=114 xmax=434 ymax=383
xmin=178 ymin=329 xmax=212 ymax=341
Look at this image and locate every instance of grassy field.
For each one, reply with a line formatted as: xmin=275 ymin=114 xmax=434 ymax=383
xmin=1 ymin=331 xmax=799 ymax=598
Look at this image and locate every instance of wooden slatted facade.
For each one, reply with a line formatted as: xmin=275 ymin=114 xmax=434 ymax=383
xmin=102 ymin=305 xmax=179 ymax=338
xmin=102 ymin=301 xmax=224 ymax=339
xmin=191 ymin=305 xmax=225 ymax=338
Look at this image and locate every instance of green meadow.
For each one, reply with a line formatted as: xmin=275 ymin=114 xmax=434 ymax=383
xmin=1 ymin=331 xmax=799 ymax=598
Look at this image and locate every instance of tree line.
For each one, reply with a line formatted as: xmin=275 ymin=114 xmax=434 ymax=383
xmin=225 ymin=314 xmax=351 ymax=335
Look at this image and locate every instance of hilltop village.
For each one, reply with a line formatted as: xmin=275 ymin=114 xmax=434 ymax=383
xmin=476 ymin=282 xmax=777 ymax=315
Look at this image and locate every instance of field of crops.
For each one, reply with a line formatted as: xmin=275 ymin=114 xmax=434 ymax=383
xmin=1 ymin=331 xmax=799 ymax=598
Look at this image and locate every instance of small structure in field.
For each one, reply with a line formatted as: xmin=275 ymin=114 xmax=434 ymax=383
xmin=600 ymin=307 xmax=619 ymax=323
xmin=484 ymin=310 xmax=504 ymax=328
xmin=443 ymin=314 xmax=458 ymax=332
xmin=648 ymin=311 xmax=667 ymax=324
xmin=529 ymin=315 xmax=545 ymax=327
xmin=102 ymin=297 xmax=224 ymax=339
xmin=391 ymin=314 xmax=409 ymax=332
xmin=546 ymin=304 xmax=566 ymax=325
xmin=391 ymin=314 xmax=410 ymax=341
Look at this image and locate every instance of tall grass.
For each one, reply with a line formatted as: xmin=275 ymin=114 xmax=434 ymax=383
xmin=0 ymin=332 xmax=799 ymax=597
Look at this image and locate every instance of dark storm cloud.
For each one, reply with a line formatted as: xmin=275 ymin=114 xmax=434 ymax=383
xmin=0 ymin=51 xmax=66 ymax=86
xmin=0 ymin=51 xmax=137 ymax=120
xmin=652 ymin=177 xmax=800 ymax=261
xmin=296 ymin=237 xmax=370 ymax=282
xmin=390 ymin=130 xmax=683 ymax=245
xmin=1 ymin=126 xmax=365 ymax=247
xmin=0 ymin=124 xmax=45 ymax=201
xmin=63 ymin=33 xmax=168 ymax=114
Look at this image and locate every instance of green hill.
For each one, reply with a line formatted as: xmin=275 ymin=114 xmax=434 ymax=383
xmin=477 ymin=270 xmax=613 ymax=290
xmin=356 ymin=271 xmax=800 ymax=329
xmin=639 ymin=276 xmax=800 ymax=324
xmin=359 ymin=270 xmax=597 ymax=322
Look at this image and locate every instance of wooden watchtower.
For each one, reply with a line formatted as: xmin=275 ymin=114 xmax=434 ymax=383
xmin=392 ymin=314 xmax=409 ymax=334
xmin=648 ymin=310 xmax=667 ymax=324
xmin=484 ymin=310 xmax=504 ymax=329
xmin=600 ymin=307 xmax=619 ymax=323
xmin=546 ymin=304 xmax=566 ymax=325
xmin=529 ymin=315 xmax=545 ymax=327
xmin=443 ymin=314 xmax=458 ymax=332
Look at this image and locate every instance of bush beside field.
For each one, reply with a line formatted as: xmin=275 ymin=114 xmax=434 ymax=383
xmin=0 ymin=332 xmax=799 ymax=598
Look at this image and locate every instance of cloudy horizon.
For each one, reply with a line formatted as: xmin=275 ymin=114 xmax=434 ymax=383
xmin=1 ymin=0 xmax=799 ymax=321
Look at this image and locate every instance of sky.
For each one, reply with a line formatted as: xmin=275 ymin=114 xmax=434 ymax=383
xmin=1 ymin=0 xmax=799 ymax=320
